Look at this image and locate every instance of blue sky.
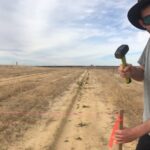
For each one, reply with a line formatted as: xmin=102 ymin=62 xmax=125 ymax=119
xmin=0 ymin=0 xmax=149 ymax=66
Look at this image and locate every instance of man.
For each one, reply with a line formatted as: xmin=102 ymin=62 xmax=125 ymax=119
xmin=115 ymin=0 xmax=150 ymax=149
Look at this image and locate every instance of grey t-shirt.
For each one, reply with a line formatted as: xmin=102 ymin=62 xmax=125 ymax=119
xmin=138 ymin=38 xmax=150 ymax=121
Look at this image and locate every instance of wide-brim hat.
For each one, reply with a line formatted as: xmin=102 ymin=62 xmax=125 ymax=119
xmin=128 ymin=0 xmax=150 ymax=30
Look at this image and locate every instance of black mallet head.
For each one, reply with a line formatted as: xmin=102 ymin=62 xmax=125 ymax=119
xmin=115 ymin=45 xmax=129 ymax=59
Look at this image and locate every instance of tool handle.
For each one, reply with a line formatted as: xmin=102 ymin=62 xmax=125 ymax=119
xmin=121 ymin=57 xmax=132 ymax=84
xmin=118 ymin=110 xmax=124 ymax=150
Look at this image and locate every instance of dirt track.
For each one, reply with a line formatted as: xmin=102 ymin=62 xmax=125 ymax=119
xmin=0 ymin=66 xmax=143 ymax=150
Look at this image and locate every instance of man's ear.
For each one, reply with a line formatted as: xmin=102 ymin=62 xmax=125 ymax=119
xmin=139 ymin=19 xmax=146 ymax=29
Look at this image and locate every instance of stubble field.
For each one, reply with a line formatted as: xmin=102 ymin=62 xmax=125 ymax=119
xmin=0 ymin=66 xmax=143 ymax=150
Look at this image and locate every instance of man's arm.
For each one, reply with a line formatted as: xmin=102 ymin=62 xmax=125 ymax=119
xmin=118 ymin=64 xmax=144 ymax=81
xmin=130 ymin=65 xmax=144 ymax=81
xmin=115 ymin=119 xmax=150 ymax=143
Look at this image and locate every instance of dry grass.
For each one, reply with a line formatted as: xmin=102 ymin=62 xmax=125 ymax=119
xmin=0 ymin=66 xmax=84 ymax=149
xmin=0 ymin=66 xmax=143 ymax=150
xmin=95 ymin=68 xmax=143 ymax=127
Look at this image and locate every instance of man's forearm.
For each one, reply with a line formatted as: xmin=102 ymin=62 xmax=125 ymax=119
xmin=133 ymin=120 xmax=150 ymax=137
xmin=131 ymin=66 xmax=144 ymax=81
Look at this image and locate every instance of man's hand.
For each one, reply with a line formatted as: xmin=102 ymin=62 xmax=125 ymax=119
xmin=115 ymin=127 xmax=138 ymax=144
xmin=118 ymin=64 xmax=144 ymax=81
xmin=118 ymin=64 xmax=133 ymax=79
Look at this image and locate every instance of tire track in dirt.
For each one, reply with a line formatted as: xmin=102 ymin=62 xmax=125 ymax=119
xmin=50 ymin=69 xmax=141 ymax=150
xmin=0 ymin=71 xmax=74 ymax=102
xmin=0 ymin=69 xmax=85 ymax=150
xmin=46 ymin=70 xmax=89 ymax=150
xmin=5 ymin=70 xmax=87 ymax=150
xmin=0 ymin=72 xmax=48 ymax=82
xmin=0 ymin=71 xmax=71 ymax=86
xmin=0 ymin=66 xmax=54 ymax=79
xmin=51 ymin=69 xmax=114 ymax=150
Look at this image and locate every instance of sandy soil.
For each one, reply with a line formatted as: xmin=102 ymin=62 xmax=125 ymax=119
xmin=0 ymin=66 xmax=143 ymax=150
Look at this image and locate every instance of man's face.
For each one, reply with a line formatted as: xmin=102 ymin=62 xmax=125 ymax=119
xmin=139 ymin=5 xmax=150 ymax=32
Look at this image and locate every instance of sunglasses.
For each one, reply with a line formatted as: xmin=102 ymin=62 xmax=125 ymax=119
xmin=142 ymin=15 xmax=150 ymax=25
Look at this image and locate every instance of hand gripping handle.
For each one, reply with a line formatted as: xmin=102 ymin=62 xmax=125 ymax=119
xmin=121 ymin=57 xmax=132 ymax=84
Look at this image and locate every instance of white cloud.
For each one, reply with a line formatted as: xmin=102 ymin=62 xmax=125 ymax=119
xmin=0 ymin=0 xmax=149 ymax=65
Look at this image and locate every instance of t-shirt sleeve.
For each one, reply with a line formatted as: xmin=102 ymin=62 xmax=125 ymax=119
xmin=138 ymin=48 xmax=146 ymax=66
xmin=138 ymin=38 xmax=150 ymax=66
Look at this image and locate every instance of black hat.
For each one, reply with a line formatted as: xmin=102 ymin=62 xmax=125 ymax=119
xmin=128 ymin=0 xmax=150 ymax=30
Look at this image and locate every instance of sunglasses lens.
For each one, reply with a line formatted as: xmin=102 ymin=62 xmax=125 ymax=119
xmin=143 ymin=16 xmax=150 ymax=25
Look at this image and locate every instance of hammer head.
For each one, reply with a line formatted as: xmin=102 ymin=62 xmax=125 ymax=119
xmin=115 ymin=45 xmax=129 ymax=59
